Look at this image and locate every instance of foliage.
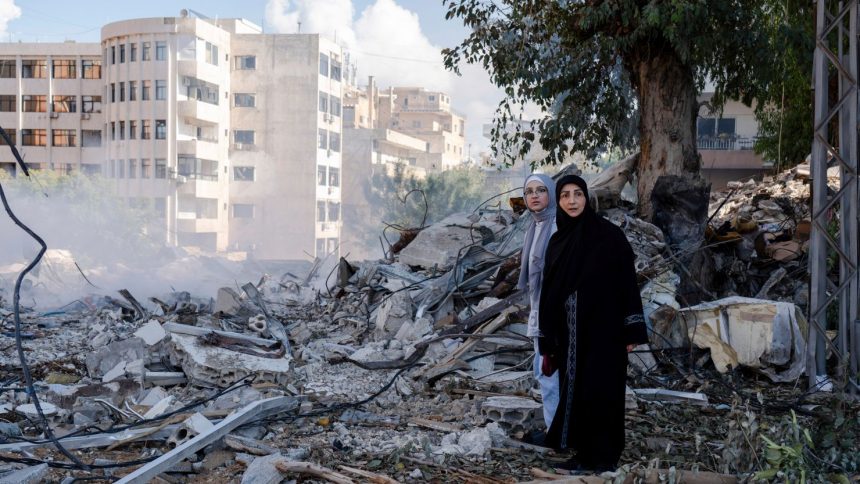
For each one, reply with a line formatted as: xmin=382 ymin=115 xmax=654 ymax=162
xmin=442 ymin=0 xmax=779 ymax=168
xmin=367 ymin=164 xmax=488 ymax=230
xmin=752 ymin=0 xmax=814 ymax=169
xmin=0 ymin=170 xmax=162 ymax=266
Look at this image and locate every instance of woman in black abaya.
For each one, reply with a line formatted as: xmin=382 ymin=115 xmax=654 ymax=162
xmin=538 ymin=175 xmax=648 ymax=472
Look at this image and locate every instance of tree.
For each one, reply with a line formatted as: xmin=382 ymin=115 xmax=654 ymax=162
xmin=443 ymin=1 xmax=779 ymax=220
xmin=752 ymin=0 xmax=814 ymax=170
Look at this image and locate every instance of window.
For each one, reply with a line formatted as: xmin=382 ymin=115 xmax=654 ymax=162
xmin=318 ymin=92 xmax=328 ymax=113
xmin=234 ymin=93 xmax=255 ymax=107
xmin=429 ymin=95 xmax=436 ymax=101
xmin=233 ymin=166 xmax=255 ymax=181
xmin=82 ymin=95 xmax=101 ymax=113
xmin=0 ymin=60 xmax=15 ymax=78
xmin=110 ymin=83 xmax=115 ymax=103
xmin=81 ymin=130 xmax=101 ymax=147
xmin=0 ymin=95 xmax=15 ymax=112
xmin=318 ymin=128 xmax=327 ymax=149
xmin=0 ymin=129 xmax=15 ymax=146
xmin=22 ymin=59 xmax=46 ymax=78
xmin=82 ymin=59 xmax=101 ymax=79
xmin=129 ymin=120 xmax=137 ymax=139
xmin=52 ymin=129 xmax=76 ymax=147
xmin=177 ymin=156 xmax=218 ymax=181
xmin=119 ymin=44 xmax=126 ymax=63
xmin=234 ymin=55 xmax=255 ymax=70
xmin=155 ymin=158 xmax=166 ymax=178
xmin=328 ymin=202 xmax=341 ymax=222
xmin=142 ymin=42 xmax=151 ymax=61
xmin=155 ymin=41 xmax=166 ymax=61
xmin=232 ymin=204 xmax=254 ymax=219
xmin=717 ymin=118 xmax=736 ymax=136
xmin=119 ymin=121 xmax=125 ymax=140
xmin=329 ymin=132 xmax=341 ymax=152
xmin=317 ymin=165 xmax=327 ymax=186
xmin=329 ymin=167 xmax=340 ymax=187
xmin=155 ymin=80 xmax=166 ymax=100
xmin=141 ymin=80 xmax=151 ymax=101
xmin=52 ymin=59 xmax=76 ymax=79
xmin=110 ymin=46 xmax=116 ymax=64
xmin=141 ymin=159 xmax=151 ymax=178
xmin=330 ymin=59 xmax=342 ymax=81
xmin=141 ymin=120 xmax=151 ymax=139
xmin=117 ymin=159 xmax=125 ymax=178
xmin=183 ymin=77 xmax=218 ymax=105
xmin=119 ymin=82 xmax=126 ymax=102
xmin=128 ymin=159 xmax=136 ymax=178
xmin=330 ymin=96 xmax=341 ymax=117
xmin=317 ymin=201 xmax=326 ymax=222
xmin=22 ymin=95 xmax=46 ymax=112
xmin=155 ymin=119 xmax=166 ymax=139
xmin=129 ymin=81 xmax=137 ymax=101
xmin=130 ymin=43 xmax=137 ymax=62
xmin=316 ymin=238 xmax=326 ymax=256
xmin=205 ymin=41 xmax=218 ymax=65
xmin=52 ymin=95 xmax=76 ymax=113
xmin=110 ymin=121 xmax=116 ymax=140
xmin=233 ymin=130 xmax=254 ymax=145
xmin=319 ymin=53 xmax=329 ymax=76
xmin=21 ymin=129 xmax=46 ymax=146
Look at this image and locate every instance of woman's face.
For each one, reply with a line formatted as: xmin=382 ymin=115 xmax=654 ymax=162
xmin=524 ymin=180 xmax=549 ymax=212
xmin=559 ymin=183 xmax=586 ymax=218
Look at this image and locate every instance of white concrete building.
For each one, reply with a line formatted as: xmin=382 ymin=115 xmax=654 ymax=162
xmin=0 ymin=42 xmax=104 ymax=177
xmin=96 ymin=15 xmax=343 ymax=259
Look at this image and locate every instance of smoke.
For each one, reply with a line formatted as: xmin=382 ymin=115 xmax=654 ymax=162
xmin=0 ymin=172 xmax=297 ymax=309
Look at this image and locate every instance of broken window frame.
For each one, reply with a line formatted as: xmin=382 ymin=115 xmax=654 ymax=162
xmin=234 ymin=55 xmax=255 ymax=70
xmin=82 ymin=95 xmax=101 ymax=113
xmin=233 ymin=166 xmax=255 ymax=181
xmin=52 ymin=95 xmax=76 ymax=113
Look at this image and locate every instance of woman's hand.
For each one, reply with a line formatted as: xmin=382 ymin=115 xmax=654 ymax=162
xmin=541 ymin=354 xmax=556 ymax=376
xmin=626 ymin=344 xmax=635 ymax=353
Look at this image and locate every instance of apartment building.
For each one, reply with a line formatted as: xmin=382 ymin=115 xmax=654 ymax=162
xmin=0 ymin=43 xmax=104 ymax=177
xmin=96 ymin=15 xmax=343 ymax=260
xmin=697 ymin=91 xmax=766 ymax=170
xmin=374 ymin=86 xmax=466 ymax=171
xmin=341 ymin=79 xmax=428 ymax=258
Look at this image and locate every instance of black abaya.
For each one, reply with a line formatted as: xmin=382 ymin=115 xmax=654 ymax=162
xmin=538 ymin=175 xmax=648 ymax=469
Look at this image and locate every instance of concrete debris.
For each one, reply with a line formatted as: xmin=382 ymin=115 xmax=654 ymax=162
xmin=0 ymin=463 xmax=49 ymax=484
xmin=3 ymin=167 xmax=855 ymax=482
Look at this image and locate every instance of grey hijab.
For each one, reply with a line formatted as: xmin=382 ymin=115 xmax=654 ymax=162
xmin=517 ymin=173 xmax=557 ymax=294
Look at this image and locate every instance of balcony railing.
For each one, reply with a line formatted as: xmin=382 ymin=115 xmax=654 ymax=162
xmin=697 ymin=136 xmax=757 ymax=151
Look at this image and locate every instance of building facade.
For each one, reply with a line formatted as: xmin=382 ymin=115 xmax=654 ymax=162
xmin=0 ymin=42 xmax=104 ymax=177
xmin=0 ymin=15 xmax=344 ymax=261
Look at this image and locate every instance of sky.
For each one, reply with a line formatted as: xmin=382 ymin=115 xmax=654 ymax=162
xmin=0 ymin=0 xmax=504 ymax=156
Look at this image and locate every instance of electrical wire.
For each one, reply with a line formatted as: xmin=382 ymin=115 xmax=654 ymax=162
xmin=0 ymin=125 xmax=88 ymax=469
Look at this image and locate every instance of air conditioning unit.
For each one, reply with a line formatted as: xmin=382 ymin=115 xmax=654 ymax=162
xmin=49 ymin=112 xmax=59 ymax=119
xmin=81 ymin=113 xmax=91 ymax=120
xmin=323 ymin=113 xmax=330 ymax=123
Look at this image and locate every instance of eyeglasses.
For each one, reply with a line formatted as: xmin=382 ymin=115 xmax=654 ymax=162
xmin=524 ymin=186 xmax=548 ymax=196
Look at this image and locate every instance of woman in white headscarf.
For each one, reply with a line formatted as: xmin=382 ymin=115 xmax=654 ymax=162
xmin=517 ymin=173 xmax=559 ymax=437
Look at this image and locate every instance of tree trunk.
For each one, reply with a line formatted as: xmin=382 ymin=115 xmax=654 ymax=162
xmin=633 ymin=48 xmax=701 ymax=220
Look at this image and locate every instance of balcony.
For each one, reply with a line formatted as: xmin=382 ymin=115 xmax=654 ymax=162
xmin=697 ymin=136 xmax=757 ymax=151
xmin=177 ymin=139 xmax=221 ymax=160
xmin=177 ymin=217 xmax=221 ymax=233
xmin=178 ymin=99 xmax=221 ymax=123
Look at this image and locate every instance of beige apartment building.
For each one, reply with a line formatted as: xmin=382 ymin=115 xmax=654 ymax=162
xmin=0 ymin=14 xmax=347 ymax=261
xmin=0 ymin=43 xmax=104 ymax=177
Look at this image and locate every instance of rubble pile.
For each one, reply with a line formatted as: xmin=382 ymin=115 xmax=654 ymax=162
xmin=0 ymin=171 xmax=858 ymax=482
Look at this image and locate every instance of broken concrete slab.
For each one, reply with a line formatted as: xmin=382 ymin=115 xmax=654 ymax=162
xmin=398 ymin=212 xmax=510 ymax=270
xmin=0 ymin=463 xmax=48 ymax=484
xmin=241 ymin=452 xmax=285 ymax=484
xmin=168 ymin=333 xmax=291 ymax=387
xmin=85 ymin=337 xmax=148 ymax=379
xmin=480 ymin=396 xmax=542 ymax=434
xmin=214 ymin=287 xmax=243 ymax=315
xmin=373 ymin=290 xmax=413 ymax=340
xmin=134 ymin=319 xmax=167 ymax=346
